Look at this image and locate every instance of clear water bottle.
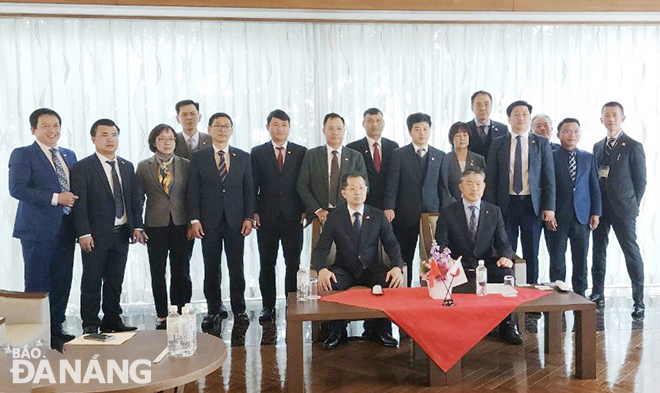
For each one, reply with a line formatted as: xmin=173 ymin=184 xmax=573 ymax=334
xmin=166 ymin=305 xmax=181 ymax=357
xmin=476 ymin=260 xmax=487 ymax=296
xmin=180 ymin=304 xmax=196 ymax=357
xmin=297 ymin=268 xmax=309 ymax=301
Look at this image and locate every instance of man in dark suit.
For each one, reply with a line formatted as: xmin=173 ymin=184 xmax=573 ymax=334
xmin=71 ymin=119 xmax=145 ymax=334
xmin=9 ymin=108 xmax=78 ymax=347
xmin=346 ymin=108 xmax=399 ymax=209
xmin=251 ymin=109 xmax=307 ymax=322
xmin=591 ymin=102 xmax=646 ymax=317
xmin=188 ymin=112 xmax=254 ymax=330
xmin=485 ymin=101 xmax=556 ymax=284
xmin=173 ymin=99 xmax=212 ymax=159
xmin=435 ymin=169 xmax=522 ymax=345
xmin=466 ymin=90 xmax=509 ymax=158
xmin=314 ymin=172 xmax=404 ymax=349
xmin=297 ymin=113 xmax=367 ymax=225
xmin=384 ymin=112 xmax=446 ymax=286
xmin=545 ymin=118 xmax=601 ymax=297
xmin=532 ymin=114 xmax=560 ymax=151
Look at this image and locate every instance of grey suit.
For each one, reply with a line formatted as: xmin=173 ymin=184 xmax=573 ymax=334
xmin=441 ymin=150 xmax=486 ymax=206
xmin=296 ymin=145 xmax=367 ymax=219
xmin=174 ymin=131 xmax=212 ymax=160
xmin=136 ymin=155 xmax=190 ymax=227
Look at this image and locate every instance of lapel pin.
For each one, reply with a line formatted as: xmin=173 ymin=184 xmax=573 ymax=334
xmin=364 ymin=150 xmax=369 ymax=154
xmin=531 ymin=140 xmax=536 ymax=144
xmin=431 ymin=157 xmax=435 ymax=161
xmin=622 ymin=143 xmax=626 ymax=146
xmin=288 ymin=151 xmax=292 ymax=155
xmin=232 ymin=152 xmax=237 ymax=157
xmin=344 ymin=157 xmax=349 ymax=161
xmin=365 ymin=216 xmax=370 ymax=220
xmin=485 ymin=210 xmax=489 ymax=214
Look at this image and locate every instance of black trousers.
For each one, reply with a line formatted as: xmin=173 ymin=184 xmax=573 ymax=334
xmin=329 ymin=265 xmax=392 ymax=336
xmin=393 ymin=221 xmax=420 ymax=287
xmin=547 ymin=214 xmax=590 ymax=296
xmin=505 ymin=196 xmax=542 ymax=284
xmin=592 ymin=211 xmax=644 ymax=302
xmin=21 ymin=215 xmax=75 ymax=332
xmin=257 ymin=217 xmax=303 ymax=310
xmin=146 ymin=223 xmax=192 ymax=318
xmin=201 ymin=218 xmax=246 ymax=314
xmin=80 ymin=225 xmax=129 ymax=329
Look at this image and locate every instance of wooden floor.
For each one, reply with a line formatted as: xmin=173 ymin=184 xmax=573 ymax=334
xmin=63 ymin=294 xmax=658 ymax=392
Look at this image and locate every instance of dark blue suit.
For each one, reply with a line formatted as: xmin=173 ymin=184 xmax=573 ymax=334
xmin=547 ymin=147 xmax=601 ymax=295
xmin=187 ymin=145 xmax=254 ymax=315
xmin=9 ymin=142 xmax=77 ymax=333
xmin=485 ymin=132 xmax=556 ymax=284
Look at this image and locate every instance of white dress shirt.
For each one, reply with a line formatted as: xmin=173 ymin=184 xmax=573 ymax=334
xmin=509 ymin=131 xmax=530 ymax=195
xmin=36 ymin=140 xmax=70 ymax=206
xmin=96 ymin=152 xmax=128 ymax=226
xmin=181 ymin=131 xmax=199 ymax=150
xmin=366 ymin=136 xmax=382 ymax=160
xmin=347 ymin=204 xmax=365 ymax=226
xmin=272 ymin=140 xmax=288 ymax=164
xmin=412 ymin=142 xmax=428 ymax=157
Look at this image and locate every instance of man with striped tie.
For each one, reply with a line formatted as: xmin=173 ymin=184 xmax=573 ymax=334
xmin=591 ymin=102 xmax=646 ymax=317
xmin=9 ymin=108 xmax=78 ymax=349
xmin=187 ymin=112 xmax=254 ymax=331
xmin=545 ymin=118 xmax=601 ymax=297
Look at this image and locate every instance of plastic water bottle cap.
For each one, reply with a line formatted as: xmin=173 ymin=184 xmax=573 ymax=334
xmin=169 ymin=305 xmax=178 ymax=312
xmin=478 ymin=260 xmax=485 ymax=266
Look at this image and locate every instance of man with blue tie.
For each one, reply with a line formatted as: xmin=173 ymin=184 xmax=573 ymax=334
xmin=485 ymin=101 xmax=556 ymax=284
xmin=9 ymin=108 xmax=78 ymax=348
xmin=591 ymin=102 xmax=646 ymax=317
xmin=545 ymin=118 xmax=601 ymax=297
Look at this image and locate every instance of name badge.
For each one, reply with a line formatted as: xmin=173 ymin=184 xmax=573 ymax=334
xmin=598 ymin=165 xmax=610 ymax=178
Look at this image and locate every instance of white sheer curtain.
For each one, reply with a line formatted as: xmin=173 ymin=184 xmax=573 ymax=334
xmin=1 ymin=18 xmax=659 ymax=308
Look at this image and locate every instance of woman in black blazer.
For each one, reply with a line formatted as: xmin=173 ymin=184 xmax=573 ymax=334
xmin=441 ymin=122 xmax=486 ymax=205
xmin=136 ymin=124 xmax=191 ymax=330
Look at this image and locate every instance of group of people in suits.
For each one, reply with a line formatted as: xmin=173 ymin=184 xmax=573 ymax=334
xmin=9 ymin=91 xmax=647 ymax=352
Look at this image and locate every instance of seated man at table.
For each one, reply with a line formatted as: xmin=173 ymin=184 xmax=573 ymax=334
xmin=314 ymin=171 xmax=405 ymax=350
xmin=435 ymin=169 xmax=522 ymax=345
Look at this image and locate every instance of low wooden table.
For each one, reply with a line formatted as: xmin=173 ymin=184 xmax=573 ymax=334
xmin=286 ymin=290 xmax=596 ymax=392
xmin=0 ymin=331 xmax=226 ymax=393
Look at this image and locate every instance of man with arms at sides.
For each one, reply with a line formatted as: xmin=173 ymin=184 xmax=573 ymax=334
xmin=591 ymin=102 xmax=646 ymax=317
xmin=485 ymin=101 xmax=556 ymax=284
xmin=251 ymin=109 xmax=307 ymax=323
xmin=314 ymin=172 xmax=404 ymax=349
xmin=9 ymin=108 xmax=78 ymax=348
xmin=297 ymin=112 xmax=367 ymax=225
xmin=532 ymin=114 xmax=560 ymax=150
xmin=435 ymin=169 xmax=522 ymax=345
xmin=466 ymin=90 xmax=509 ymax=158
xmin=545 ymin=118 xmax=601 ymax=297
xmin=188 ymin=112 xmax=254 ymax=331
xmin=136 ymin=124 xmax=192 ymax=330
xmin=441 ymin=121 xmax=486 ymax=206
xmin=346 ymin=107 xmax=399 ymax=209
xmin=384 ymin=112 xmax=446 ymax=286
xmin=71 ymin=119 xmax=145 ymax=334
xmin=173 ymin=99 xmax=212 ymax=159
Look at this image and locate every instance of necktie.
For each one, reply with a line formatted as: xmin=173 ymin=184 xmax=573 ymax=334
xmin=276 ymin=146 xmax=284 ymax=171
xmin=373 ymin=142 xmax=381 ymax=173
xmin=106 ymin=160 xmax=125 ymax=219
xmin=417 ymin=148 xmax=426 ymax=158
xmin=477 ymin=125 xmax=487 ymax=140
xmin=513 ymin=136 xmax=523 ymax=194
xmin=606 ymin=137 xmax=616 ymax=155
xmin=159 ymin=162 xmax=172 ymax=194
xmin=568 ymin=150 xmax=577 ymax=183
xmin=187 ymin=137 xmax=196 ymax=152
xmin=329 ymin=150 xmax=340 ymax=207
xmin=353 ymin=212 xmax=361 ymax=232
xmin=468 ymin=205 xmax=478 ymax=241
xmin=50 ymin=148 xmax=71 ymax=215
xmin=218 ymin=151 xmax=227 ymax=183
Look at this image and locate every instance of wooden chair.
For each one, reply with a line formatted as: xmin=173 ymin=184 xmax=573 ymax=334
xmin=0 ymin=290 xmax=50 ymax=347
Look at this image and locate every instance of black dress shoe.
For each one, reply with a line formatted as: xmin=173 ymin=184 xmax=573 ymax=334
xmin=155 ymin=320 xmax=167 ymax=330
xmin=259 ymin=308 xmax=275 ymax=323
xmin=218 ymin=306 xmax=229 ymax=319
xmin=52 ymin=331 xmax=75 ymax=342
xmin=234 ymin=312 xmax=250 ymax=325
xmin=632 ymin=301 xmax=645 ymax=318
xmin=589 ymin=293 xmax=605 ymax=307
xmin=374 ymin=333 xmax=398 ymax=347
xmin=100 ymin=321 xmax=137 ymax=333
xmin=499 ymin=322 xmax=523 ymax=345
xmin=83 ymin=326 xmax=99 ymax=335
xmin=201 ymin=314 xmax=218 ymax=330
xmin=323 ymin=333 xmax=345 ymax=350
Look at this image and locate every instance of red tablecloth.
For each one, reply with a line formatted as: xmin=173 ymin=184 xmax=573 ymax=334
xmin=321 ymin=287 xmax=550 ymax=371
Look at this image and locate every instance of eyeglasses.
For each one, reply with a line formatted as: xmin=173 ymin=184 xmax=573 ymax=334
xmin=345 ymin=186 xmax=367 ymax=193
xmin=156 ymin=137 xmax=176 ymax=142
xmin=97 ymin=133 xmax=119 ymax=139
xmin=212 ymin=124 xmax=232 ymax=131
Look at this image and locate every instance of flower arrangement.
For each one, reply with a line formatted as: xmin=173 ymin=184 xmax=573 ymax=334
xmin=420 ymin=242 xmax=463 ymax=306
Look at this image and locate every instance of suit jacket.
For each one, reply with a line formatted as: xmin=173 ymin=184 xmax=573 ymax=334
xmin=296 ymin=145 xmax=368 ymax=218
xmin=136 ymin=155 xmax=190 ymax=227
xmin=383 ymin=144 xmax=446 ymax=228
xmin=251 ymin=141 xmax=307 ymax=222
xmin=312 ymin=204 xmax=403 ymax=276
xmin=70 ymin=154 xmax=143 ymax=247
xmin=441 ymin=150 xmax=486 ymax=205
xmin=485 ymin=133 xmax=556 ymax=215
xmin=186 ymin=146 xmax=254 ymax=229
xmin=466 ymin=119 xmax=509 ymax=159
xmin=593 ymin=132 xmax=646 ymax=218
xmin=346 ymin=137 xmax=399 ymax=209
xmin=435 ymin=200 xmax=514 ymax=269
xmin=553 ymin=147 xmax=602 ymax=225
xmin=9 ymin=142 xmax=78 ymax=241
xmin=173 ymin=131 xmax=212 ymax=159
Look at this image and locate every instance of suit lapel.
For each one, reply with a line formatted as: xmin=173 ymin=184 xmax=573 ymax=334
xmin=338 ymin=148 xmax=353 ymax=181
xmin=528 ymin=133 xmax=538 ymax=171
xmin=93 ymin=155 xmax=114 ymax=198
xmin=455 ymin=202 xmax=474 ymax=248
xmin=225 ymin=147 xmax=239 ymax=182
xmin=474 ymin=203 xmax=490 ymax=252
xmin=466 ymin=151 xmax=479 ymax=170
xmin=147 ymin=156 xmax=161 ymax=191
xmin=118 ymin=157 xmax=132 ymax=199
xmin=340 ymin=206 xmax=359 ymax=248
xmin=358 ymin=138 xmax=375 ymax=171
xmin=31 ymin=143 xmax=59 ymax=188
xmin=264 ymin=142 xmax=280 ymax=172
xmin=405 ymin=144 xmax=423 ymax=180
xmin=316 ymin=147 xmax=329 ymax=196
